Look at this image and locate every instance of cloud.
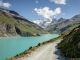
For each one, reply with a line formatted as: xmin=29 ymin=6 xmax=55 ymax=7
xmin=35 ymin=0 xmax=38 ymax=3
xmin=34 ymin=7 xmax=61 ymax=19
xmin=54 ymin=15 xmax=57 ymax=18
xmin=0 ymin=0 xmax=11 ymax=8
xmin=32 ymin=19 xmax=52 ymax=28
xmin=3 ymin=2 xmax=11 ymax=8
xmin=50 ymin=0 xmax=66 ymax=4
xmin=32 ymin=20 xmax=42 ymax=25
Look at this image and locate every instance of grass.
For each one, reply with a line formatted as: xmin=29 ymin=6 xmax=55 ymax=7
xmin=0 ymin=12 xmax=48 ymax=36
xmin=48 ymin=20 xmax=79 ymax=34
xmin=58 ymin=24 xmax=80 ymax=58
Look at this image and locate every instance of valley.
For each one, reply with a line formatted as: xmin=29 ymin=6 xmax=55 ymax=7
xmin=0 ymin=2 xmax=80 ymax=60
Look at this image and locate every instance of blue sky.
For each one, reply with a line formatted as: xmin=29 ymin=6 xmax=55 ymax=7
xmin=0 ymin=0 xmax=80 ymax=20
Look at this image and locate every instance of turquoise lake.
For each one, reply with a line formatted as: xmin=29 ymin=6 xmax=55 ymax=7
xmin=0 ymin=34 xmax=59 ymax=60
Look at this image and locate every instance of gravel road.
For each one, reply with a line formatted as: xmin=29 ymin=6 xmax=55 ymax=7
xmin=16 ymin=40 xmax=67 ymax=60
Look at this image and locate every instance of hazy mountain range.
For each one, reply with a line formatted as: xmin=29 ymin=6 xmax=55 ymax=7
xmin=0 ymin=8 xmax=80 ymax=37
xmin=32 ymin=19 xmax=51 ymax=28
xmin=32 ymin=18 xmax=69 ymax=29
xmin=32 ymin=14 xmax=80 ymax=34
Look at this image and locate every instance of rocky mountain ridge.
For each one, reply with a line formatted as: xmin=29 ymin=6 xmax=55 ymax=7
xmin=0 ymin=8 xmax=48 ymax=37
xmin=33 ymin=14 xmax=80 ymax=34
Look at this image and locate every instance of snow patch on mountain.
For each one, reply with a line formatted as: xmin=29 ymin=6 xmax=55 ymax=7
xmin=32 ymin=18 xmax=57 ymax=28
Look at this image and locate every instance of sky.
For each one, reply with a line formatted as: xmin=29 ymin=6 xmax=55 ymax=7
xmin=0 ymin=0 xmax=80 ymax=20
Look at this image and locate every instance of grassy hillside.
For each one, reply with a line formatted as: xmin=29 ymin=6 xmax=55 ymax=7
xmin=58 ymin=23 xmax=80 ymax=58
xmin=0 ymin=8 xmax=48 ymax=37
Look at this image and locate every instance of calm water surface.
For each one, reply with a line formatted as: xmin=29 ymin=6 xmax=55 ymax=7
xmin=0 ymin=34 xmax=59 ymax=60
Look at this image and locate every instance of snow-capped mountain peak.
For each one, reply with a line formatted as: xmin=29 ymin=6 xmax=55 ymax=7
xmin=32 ymin=18 xmax=57 ymax=28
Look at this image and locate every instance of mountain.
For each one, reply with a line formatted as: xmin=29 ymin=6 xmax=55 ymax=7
xmin=0 ymin=8 xmax=48 ymax=37
xmin=32 ymin=18 xmax=57 ymax=28
xmin=47 ymin=15 xmax=80 ymax=34
xmin=32 ymin=14 xmax=80 ymax=34
xmin=58 ymin=23 xmax=80 ymax=59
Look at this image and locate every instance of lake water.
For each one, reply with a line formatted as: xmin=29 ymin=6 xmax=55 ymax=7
xmin=0 ymin=34 xmax=59 ymax=60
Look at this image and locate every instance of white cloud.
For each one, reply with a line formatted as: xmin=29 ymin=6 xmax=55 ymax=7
xmin=54 ymin=15 xmax=57 ymax=18
xmin=50 ymin=0 xmax=66 ymax=4
xmin=34 ymin=7 xmax=61 ymax=19
xmin=33 ymin=20 xmax=42 ymax=25
xmin=32 ymin=19 xmax=52 ymax=28
xmin=35 ymin=0 xmax=38 ymax=3
xmin=3 ymin=2 xmax=11 ymax=8
xmin=0 ymin=0 xmax=11 ymax=8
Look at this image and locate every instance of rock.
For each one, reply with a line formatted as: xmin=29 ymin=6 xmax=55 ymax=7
xmin=0 ymin=22 xmax=17 ymax=36
xmin=38 ymin=43 xmax=42 ymax=46
xmin=0 ymin=8 xmax=48 ymax=37
xmin=77 ymin=42 xmax=80 ymax=49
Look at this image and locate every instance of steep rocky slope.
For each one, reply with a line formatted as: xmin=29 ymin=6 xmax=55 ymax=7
xmin=58 ymin=24 xmax=80 ymax=58
xmin=47 ymin=15 xmax=80 ymax=34
xmin=0 ymin=8 xmax=48 ymax=37
xmin=32 ymin=15 xmax=80 ymax=34
xmin=32 ymin=19 xmax=54 ymax=28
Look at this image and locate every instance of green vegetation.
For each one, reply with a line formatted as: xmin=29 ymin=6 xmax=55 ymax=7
xmin=47 ymin=14 xmax=80 ymax=34
xmin=58 ymin=24 xmax=80 ymax=58
xmin=0 ymin=8 xmax=48 ymax=37
xmin=48 ymin=21 xmax=79 ymax=34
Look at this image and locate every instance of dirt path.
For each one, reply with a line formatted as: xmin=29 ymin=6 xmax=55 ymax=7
xmin=16 ymin=40 xmax=66 ymax=60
